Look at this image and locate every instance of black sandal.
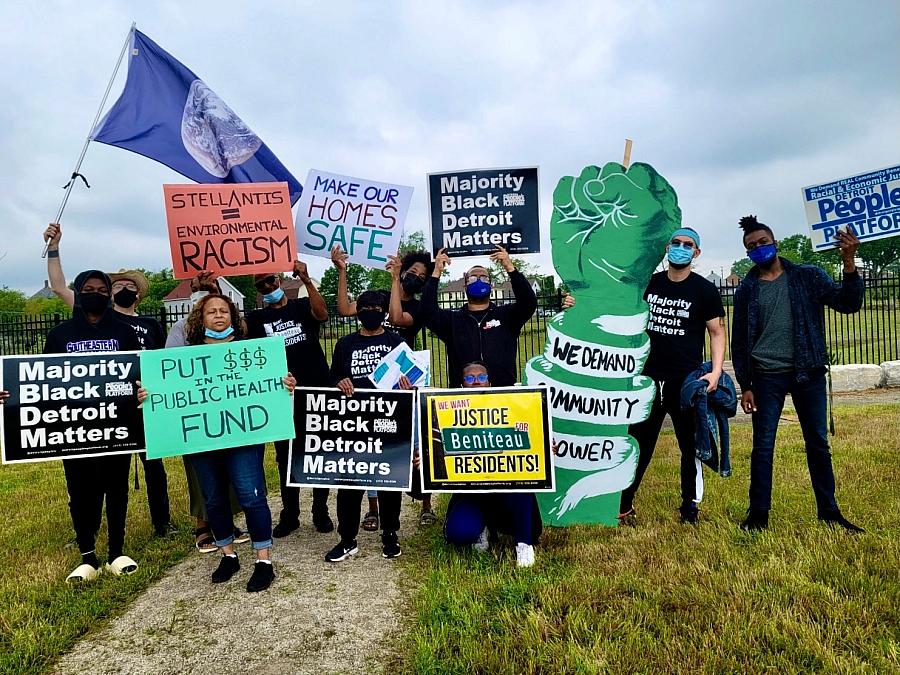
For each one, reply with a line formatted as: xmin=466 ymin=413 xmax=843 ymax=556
xmin=361 ymin=511 xmax=379 ymax=532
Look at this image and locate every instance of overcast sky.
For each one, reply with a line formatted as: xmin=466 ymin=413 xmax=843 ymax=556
xmin=1 ymin=0 xmax=898 ymax=295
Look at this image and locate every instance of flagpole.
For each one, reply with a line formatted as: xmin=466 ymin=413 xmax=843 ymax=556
xmin=42 ymin=21 xmax=136 ymax=258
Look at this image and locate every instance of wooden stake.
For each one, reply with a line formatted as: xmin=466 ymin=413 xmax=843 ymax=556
xmin=622 ymin=138 xmax=633 ymax=168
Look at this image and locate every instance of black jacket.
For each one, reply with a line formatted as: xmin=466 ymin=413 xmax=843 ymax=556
xmin=418 ymin=271 xmax=537 ymax=387
xmin=44 ymin=270 xmax=141 ymax=355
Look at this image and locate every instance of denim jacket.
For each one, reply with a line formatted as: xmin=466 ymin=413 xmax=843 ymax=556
xmin=731 ymin=258 xmax=863 ymax=392
xmin=680 ymin=362 xmax=737 ymax=477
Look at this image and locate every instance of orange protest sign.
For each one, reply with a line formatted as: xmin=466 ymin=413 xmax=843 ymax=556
xmin=163 ymin=182 xmax=297 ymax=279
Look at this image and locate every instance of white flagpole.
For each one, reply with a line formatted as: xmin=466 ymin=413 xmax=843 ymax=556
xmin=42 ymin=21 xmax=136 ymax=258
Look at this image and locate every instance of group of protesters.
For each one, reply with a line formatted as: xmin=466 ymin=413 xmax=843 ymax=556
xmin=0 ymin=215 xmax=866 ymax=592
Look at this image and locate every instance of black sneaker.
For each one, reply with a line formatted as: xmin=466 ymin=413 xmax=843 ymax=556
xmin=312 ymin=512 xmax=335 ymax=534
xmin=740 ymin=509 xmax=769 ymax=532
xmin=680 ymin=503 xmax=700 ymax=525
xmin=325 ymin=540 xmax=358 ymax=562
xmin=246 ymin=561 xmax=275 ymax=592
xmin=819 ymin=511 xmax=865 ymax=533
xmin=272 ymin=519 xmax=300 ymax=538
xmin=154 ymin=522 xmax=179 ymax=538
xmin=211 ymin=554 xmax=240 ymax=583
xmin=381 ymin=531 xmax=402 ymax=559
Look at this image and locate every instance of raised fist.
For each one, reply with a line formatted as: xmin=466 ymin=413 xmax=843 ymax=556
xmin=551 ymin=162 xmax=680 ymax=299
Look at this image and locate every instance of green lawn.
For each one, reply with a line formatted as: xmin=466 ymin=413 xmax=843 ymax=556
xmin=396 ymin=404 xmax=900 ymax=673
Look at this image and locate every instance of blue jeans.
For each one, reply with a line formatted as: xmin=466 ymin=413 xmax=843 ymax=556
xmin=444 ymin=493 xmax=539 ymax=546
xmin=190 ymin=444 xmax=273 ymax=550
xmin=749 ymin=371 xmax=839 ymax=514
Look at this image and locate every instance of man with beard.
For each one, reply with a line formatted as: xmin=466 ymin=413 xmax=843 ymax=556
xmin=618 ymin=227 xmax=726 ymax=526
xmin=733 ymin=216 xmax=864 ymax=533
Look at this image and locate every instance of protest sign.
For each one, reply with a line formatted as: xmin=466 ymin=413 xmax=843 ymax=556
xmin=803 ymin=164 xmax=900 ymax=251
xmin=287 ymin=388 xmax=415 ymax=490
xmin=295 ymin=169 xmax=413 ymax=268
xmin=418 ymin=386 xmax=553 ymax=493
xmin=139 ymin=337 xmax=293 ymax=459
xmin=368 ymin=342 xmax=429 ymax=390
xmin=427 ymin=167 xmax=540 ymax=257
xmin=1 ymin=352 xmax=143 ymax=464
xmin=163 ymin=182 xmax=296 ymax=278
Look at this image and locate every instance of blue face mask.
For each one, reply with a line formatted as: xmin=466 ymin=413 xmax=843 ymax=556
xmin=667 ymin=244 xmax=694 ymax=266
xmin=204 ymin=326 xmax=235 ymax=340
xmin=748 ymin=243 xmax=777 ymax=265
xmin=466 ymin=279 xmax=492 ymax=300
xmin=262 ymin=287 xmax=285 ymax=304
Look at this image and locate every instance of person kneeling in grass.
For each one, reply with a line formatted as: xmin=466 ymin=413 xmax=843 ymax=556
xmin=442 ymin=362 xmax=542 ymax=568
xmin=138 ymin=295 xmax=295 ymax=593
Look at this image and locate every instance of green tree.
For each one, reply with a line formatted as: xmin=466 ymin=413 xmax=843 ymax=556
xmin=730 ymin=258 xmax=753 ymax=279
xmin=318 ymin=264 xmax=368 ymax=304
xmin=489 ymin=257 xmax=540 ymax=283
xmin=24 ymin=296 xmax=71 ymax=315
xmin=229 ymin=275 xmax=260 ymax=310
xmin=858 ymin=237 xmax=900 ymax=278
xmin=0 ymin=286 xmax=26 ymax=313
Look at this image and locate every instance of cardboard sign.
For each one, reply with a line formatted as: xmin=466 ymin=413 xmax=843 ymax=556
xmin=287 ymin=388 xmax=415 ymax=490
xmin=418 ymin=386 xmax=554 ymax=493
xmin=1 ymin=352 xmax=144 ymax=463
xmin=523 ymin=162 xmax=680 ymax=526
xmin=139 ymin=337 xmax=294 ymax=458
xmin=427 ymin=167 xmax=540 ymax=257
xmin=163 ymin=182 xmax=297 ymax=278
xmin=295 ymin=169 xmax=413 ymax=268
xmin=803 ymin=164 xmax=900 ymax=251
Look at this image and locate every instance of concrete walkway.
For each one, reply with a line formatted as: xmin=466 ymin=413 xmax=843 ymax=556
xmin=54 ymin=493 xmax=420 ymax=675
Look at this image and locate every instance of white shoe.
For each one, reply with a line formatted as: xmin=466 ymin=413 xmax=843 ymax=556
xmin=472 ymin=527 xmax=490 ymax=552
xmin=515 ymin=543 xmax=535 ymax=567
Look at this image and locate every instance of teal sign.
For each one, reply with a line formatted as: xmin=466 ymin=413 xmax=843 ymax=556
xmin=140 ymin=337 xmax=294 ymax=458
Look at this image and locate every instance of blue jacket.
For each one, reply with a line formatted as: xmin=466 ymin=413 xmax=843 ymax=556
xmin=731 ymin=258 xmax=863 ymax=391
xmin=680 ymin=362 xmax=736 ymax=477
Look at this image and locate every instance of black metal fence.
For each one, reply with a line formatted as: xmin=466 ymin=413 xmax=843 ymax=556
xmin=2 ymin=276 xmax=898 ymax=386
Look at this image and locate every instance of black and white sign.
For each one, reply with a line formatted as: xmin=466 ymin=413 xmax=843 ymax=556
xmin=287 ymin=387 xmax=415 ymax=490
xmin=428 ymin=166 xmax=540 ymax=257
xmin=1 ymin=352 xmax=144 ymax=463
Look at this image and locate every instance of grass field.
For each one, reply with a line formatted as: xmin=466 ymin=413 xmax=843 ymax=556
xmin=396 ymin=404 xmax=900 ymax=674
xmin=0 ymin=450 xmax=281 ymax=675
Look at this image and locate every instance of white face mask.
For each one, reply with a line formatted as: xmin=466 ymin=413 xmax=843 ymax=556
xmin=189 ymin=290 xmax=209 ymax=305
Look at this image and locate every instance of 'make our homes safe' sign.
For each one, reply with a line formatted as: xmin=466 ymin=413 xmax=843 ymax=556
xmin=287 ymin=388 xmax=415 ymax=491
xmin=427 ymin=167 xmax=540 ymax=257
xmin=295 ymin=169 xmax=414 ymax=268
xmin=163 ymin=182 xmax=297 ymax=279
xmin=139 ymin=337 xmax=294 ymax=459
xmin=1 ymin=352 xmax=144 ymax=463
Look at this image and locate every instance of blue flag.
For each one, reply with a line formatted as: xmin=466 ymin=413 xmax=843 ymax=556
xmin=92 ymin=29 xmax=302 ymax=204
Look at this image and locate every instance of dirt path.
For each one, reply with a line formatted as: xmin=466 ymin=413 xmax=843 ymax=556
xmin=53 ymin=493 xmax=420 ymax=675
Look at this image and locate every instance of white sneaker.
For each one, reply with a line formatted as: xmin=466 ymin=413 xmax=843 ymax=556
xmin=472 ymin=527 xmax=490 ymax=552
xmin=515 ymin=543 xmax=535 ymax=567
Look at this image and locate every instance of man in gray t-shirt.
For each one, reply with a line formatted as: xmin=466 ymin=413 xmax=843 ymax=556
xmin=751 ymin=274 xmax=794 ymax=373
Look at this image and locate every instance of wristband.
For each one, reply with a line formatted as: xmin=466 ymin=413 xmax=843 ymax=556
xmin=47 ymin=249 xmax=60 ymax=258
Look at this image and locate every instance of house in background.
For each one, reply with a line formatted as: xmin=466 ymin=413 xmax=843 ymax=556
xmin=163 ymin=277 xmax=245 ymax=321
xmin=439 ymin=276 xmax=543 ymax=304
xmin=705 ymin=271 xmax=724 ymax=287
xmin=29 ymin=280 xmax=57 ymax=300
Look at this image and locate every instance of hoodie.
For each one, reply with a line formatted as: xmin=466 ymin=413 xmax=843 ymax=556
xmin=43 ymin=270 xmax=141 ymax=355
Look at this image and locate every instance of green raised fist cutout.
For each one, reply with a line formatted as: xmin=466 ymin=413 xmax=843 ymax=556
xmin=525 ymin=161 xmax=681 ymax=526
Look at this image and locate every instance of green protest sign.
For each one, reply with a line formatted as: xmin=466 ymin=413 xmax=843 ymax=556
xmin=140 ymin=337 xmax=294 ymax=459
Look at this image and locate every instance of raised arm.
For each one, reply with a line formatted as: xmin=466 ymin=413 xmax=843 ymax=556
xmin=817 ymin=229 xmax=864 ymax=314
xmin=331 ymin=245 xmax=357 ymax=317
xmin=386 ymin=254 xmax=414 ymax=327
xmin=417 ymin=248 xmax=454 ymax=341
xmin=43 ymin=223 xmax=75 ymax=309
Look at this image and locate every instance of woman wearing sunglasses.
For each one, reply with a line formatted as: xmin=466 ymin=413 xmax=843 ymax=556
xmin=441 ymin=362 xmax=542 ymax=567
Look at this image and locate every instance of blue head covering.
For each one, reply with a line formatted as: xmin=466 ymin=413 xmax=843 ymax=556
xmin=671 ymin=227 xmax=701 ymax=248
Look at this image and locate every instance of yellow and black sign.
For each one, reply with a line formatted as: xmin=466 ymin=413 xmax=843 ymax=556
xmin=418 ymin=386 xmax=554 ymax=492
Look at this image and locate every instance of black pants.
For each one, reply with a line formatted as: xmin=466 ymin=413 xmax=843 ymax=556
xmin=620 ymin=376 xmax=701 ymax=513
xmin=273 ymin=439 xmax=329 ymax=523
xmin=63 ymin=454 xmax=132 ymax=559
xmin=138 ymin=453 xmax=171 ymax=531
xmin=336 ymin=489 xmax=401 ymax=542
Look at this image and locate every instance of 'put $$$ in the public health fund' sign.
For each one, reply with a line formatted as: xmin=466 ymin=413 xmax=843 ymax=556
xmin=139 ymin=337 xmax=294 ymax=459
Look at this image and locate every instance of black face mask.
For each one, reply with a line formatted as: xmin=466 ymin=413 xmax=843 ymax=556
xmin=80 ymin=292 xmax=109 ymax=314
xmin=358 ymin=309 xmax=385 ymax=331
xmin=401 ymin=273 xmax=425 ymax=295
xmin=113 ymin=288 xmax=138 ymax=308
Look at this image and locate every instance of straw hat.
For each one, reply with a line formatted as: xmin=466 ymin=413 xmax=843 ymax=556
xmin=108 ymin=269 xmax=150 ymax=299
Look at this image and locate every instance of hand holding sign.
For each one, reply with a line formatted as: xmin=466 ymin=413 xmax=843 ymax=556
xmin=432 ymin=248 xmax=452 ymax=277
xmin=489 ymin=245 xmax=515 ymax=273
xmin=836 ymin=228 xmax=860 ymax=271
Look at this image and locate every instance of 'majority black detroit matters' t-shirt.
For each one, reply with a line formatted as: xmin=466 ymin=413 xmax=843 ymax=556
xmin=329 ymin=330 xmax=405 ymax=390
xmin=642 ymin=271 xmax=724 ymax=381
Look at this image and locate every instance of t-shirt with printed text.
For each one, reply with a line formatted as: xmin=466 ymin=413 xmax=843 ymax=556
xmin=329 ymin=330 xmax=405 ymax=390
xmin=245 ymin=298 xmax=329 ymax=386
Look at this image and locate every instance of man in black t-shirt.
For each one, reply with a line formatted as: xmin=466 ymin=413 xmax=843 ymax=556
xmin=619 ymin=228 xmax=726 ymax=525
xmin=325 ymin=290 xmax=406 ymax=563
xmin=246 ymin=260 xmax=333 ymax=537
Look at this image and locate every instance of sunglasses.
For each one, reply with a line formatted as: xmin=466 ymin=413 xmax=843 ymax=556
xmin=670 ymin=240 xmax=695 ymax=250
xmin=466 ymin=274 xmax=490 ymax=283
xmin=463 ymin=373 xmax=489 ymax=385
xmin=254 ymin=275 xmax=277 ymax=290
